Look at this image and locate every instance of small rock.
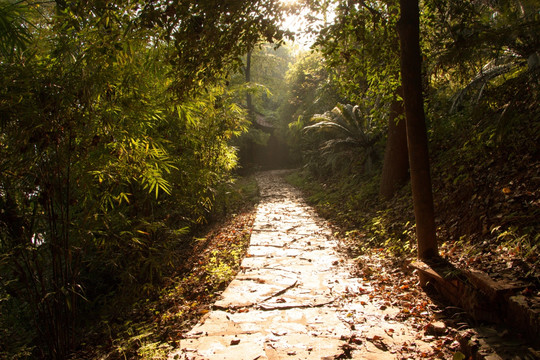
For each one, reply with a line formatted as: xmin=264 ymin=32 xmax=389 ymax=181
xmin=425 ymin=321 xmax=447 ymax=336
xmin=230 ymin=338 xmax=241 ymax=345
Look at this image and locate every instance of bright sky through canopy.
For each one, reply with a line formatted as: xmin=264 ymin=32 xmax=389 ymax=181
xmin=279 ymin=1 xmax=336 ymax=49
xmin=279 ymin=0 xmax=299 ymax=5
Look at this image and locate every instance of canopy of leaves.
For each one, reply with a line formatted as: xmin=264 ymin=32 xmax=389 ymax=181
xmin=314 ymin=0 xmax=401 ymax=110
xmin=141 ymin=0 xmax=288 ymax=96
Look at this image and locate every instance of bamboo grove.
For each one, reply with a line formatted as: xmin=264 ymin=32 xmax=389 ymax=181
xmin=0 ymin=0 xmax=285 ymax=357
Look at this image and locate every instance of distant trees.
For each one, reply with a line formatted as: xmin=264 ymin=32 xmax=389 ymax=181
xmin=138 ymin=0 xmax=287 ymax=97
xmin=279 ymin=51 xmax=342 ymax=169
xmin=233 ymin=44 xmax=294 ymax=170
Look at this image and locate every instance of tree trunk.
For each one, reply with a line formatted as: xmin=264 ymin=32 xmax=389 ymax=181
xmin=397 ymin=0 xmax=438 ymax=260
xmin=379 ymin=88 xmax=409 ymax=200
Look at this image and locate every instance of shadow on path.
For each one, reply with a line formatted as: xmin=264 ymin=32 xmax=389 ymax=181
xmin=168 ymin=171 xmax=439 ymax=359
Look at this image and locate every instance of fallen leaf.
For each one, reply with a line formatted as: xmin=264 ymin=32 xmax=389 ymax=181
xmin=367 ymin=336 xmax=389 ymax=351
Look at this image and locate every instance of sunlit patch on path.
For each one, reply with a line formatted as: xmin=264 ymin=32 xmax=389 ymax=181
xmin=169 ymin=170 xmax=434 ymax=359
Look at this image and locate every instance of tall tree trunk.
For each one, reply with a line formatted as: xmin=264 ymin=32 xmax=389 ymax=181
xmin=379 ymin=88 xmax=409 ymax=200
xmin=397 ymin=0 xmax=438 ymax=260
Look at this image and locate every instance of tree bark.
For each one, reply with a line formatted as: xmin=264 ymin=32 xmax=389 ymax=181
xmin=379 ymin=88 xmax=409 ymax=200
xmin=397 ymin=0 xmax=438 ymax=260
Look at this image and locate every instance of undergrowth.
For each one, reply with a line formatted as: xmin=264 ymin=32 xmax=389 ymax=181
xmin=65 ymin=176 xmax=260 ymax=360
xmin=287 ymin=72 xmax=539 ymax=288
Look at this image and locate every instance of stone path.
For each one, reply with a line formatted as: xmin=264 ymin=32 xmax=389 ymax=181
xmin=169 ymin=171 xmax=433 ymax=360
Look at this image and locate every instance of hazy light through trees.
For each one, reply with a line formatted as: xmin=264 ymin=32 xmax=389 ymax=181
xmin=279 ymin=2 xmax=337 ymax=49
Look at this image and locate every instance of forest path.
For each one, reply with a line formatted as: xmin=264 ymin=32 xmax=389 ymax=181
xmin=169 ymin=170 xmax=432 ymax=360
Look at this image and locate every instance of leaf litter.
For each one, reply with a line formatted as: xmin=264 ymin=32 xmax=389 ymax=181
xmin=169 ymin=171 xmax=491 ymax=360
xmin=77 ymin=171 xmax=538 ymax=359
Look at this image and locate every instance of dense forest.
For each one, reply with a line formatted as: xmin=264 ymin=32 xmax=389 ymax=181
xmin=0 ymin=0 xmax=538 ymax=358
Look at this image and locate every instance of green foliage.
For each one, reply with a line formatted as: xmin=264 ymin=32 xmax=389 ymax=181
xmin=425 ymin=0 xmax=540 ymax=71
xmin=285 ymin=0 xmax=538 ymax=269
xmin=0 ymin=0 xmax=279 ymax=357
xmin=242 ymin=44 xmax=294 ymax=114
xmin=0 ymin=0 xmax=33 ymax=59
xmin=280 ymin=51 xmax=342 ymax=165
xmin=283 ymin=2 xmax=405 ymax=181
xmin=88 ymin=180 xmax=257 ymax=359
xmin=163 ymin=0 xmax=288 ymax=97
xmin=229 ymin=44 xmax=296 ymax=171
xmin=211 ymin=176 xmax=261 ymax=221
xmin=315 ymin=0 xmax=401 ymax=105
xmin=424 ymin=0 xmax=540 ymax=117
xmin=492 ymin=226 xmax=539 ymax=264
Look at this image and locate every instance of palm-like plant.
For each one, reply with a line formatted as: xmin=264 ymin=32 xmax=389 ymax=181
xmin=450 ymin=52 xmax=525 ymax=112
xmin=304 ymin=103 xmax=382 ymax=174
xmin=427 ymin=0 xmax=540 ymax=112
xmin=0 ymin=0 xmax=32 ymax=59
